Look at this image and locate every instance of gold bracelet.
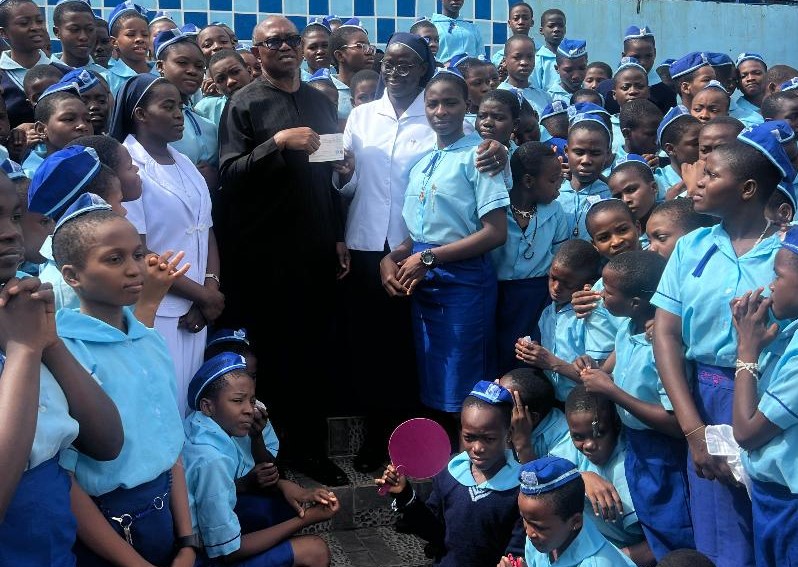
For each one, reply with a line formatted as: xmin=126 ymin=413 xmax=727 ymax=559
xmin=685 ymin=425 xmax=705 ymax=438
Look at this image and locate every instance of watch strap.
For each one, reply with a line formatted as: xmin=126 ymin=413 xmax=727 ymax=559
xmin=175 ymin=533 xmax=201 ymax=550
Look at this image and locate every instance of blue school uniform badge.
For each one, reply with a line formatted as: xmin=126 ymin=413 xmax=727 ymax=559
xmin=61 ymin=69 xmax=100 ymax=93
xmin=781 ymin=78 xmax=798 ymax=92
xmin=556 ymin=39 xmax=587 ymax=60
xmin=468 ymin=380 xmax=512 ymax=405
xmin=206 ymin=328 xmax=250 ymax=348
xmin=519 ymin=456 xmax=580 ymax=495
xmin=623 ymin=25 xmax=654 ymax=41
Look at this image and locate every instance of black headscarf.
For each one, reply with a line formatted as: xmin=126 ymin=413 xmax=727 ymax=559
xmin=108 ymin=74 xmax=168 ymax=142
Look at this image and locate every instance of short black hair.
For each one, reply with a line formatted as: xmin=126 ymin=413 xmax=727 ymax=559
xmin=569 ymin=88 xmax=603 ymax=107
xmin=462 ymin=395 xmax=512 ymax=430
xmin=409 ymin=19 xmax=436 ymax=34
xmin=552 ymin=239 xmax=601 ymax=279
xmin=765 ymin=65 xmax=798 ymax=88
xmin=0 ymin=0 xmax=35 ymax=29
xmin=511 ymin=141 xmax=557 ymax=186
xmin=713 ymin=140 xmax=781 ymax=202
xmin=482 ymin=88 xmax=520 ymax=120
xmin=518 ymin=97 xmax=536 ymax=119
xmin=762 ymin=90 xmax=798 ymax=120
xmin=505 ymin=33 xmax=535 ymax=53
xmin=34 ymin=91 xmax=82 ymax=123
xmin=110 ymin=11 xmax=148 ymax=37
xmin=702 ymin=115 xmax=745 ymax=134
xmin=568 ymin=118 xmax=611 ymax=149
xmin=302 ymin=21 xmax=331 ymax=38
xmin=660 ymin=114 xmax=701 ymax=148
xmin=656 ymin=549 xmax=717 ymax=567
xmin=23 ymin=64 xmax=64 ymax=95
xmin=350 ymin=69 xmax=379 ymax=94
xmin=523 ymin=472 xmax=585 ymax=521
xmin=425 ymin=71 xmax=467 ymax=100
xmin=565 ymin=384 xmax=613 ymax=416
xmin=509 ymin=2 xmax=533 ymax=17
xmin=67 ymin=135 xmax=124 ymax=169
xmin=52 ymin=208 xmax=120 ymax=268
xmin=453 ymin=57 xmax=487 ymax=79
xmin=541 ymin=112 xmax=568 ymax=139
xmin=501 ymin=367 xmax=555 ymax=419
xmin=585 ymin=199 xmax=635 ymax=236
xmin=83 ymin=164 xmax=120 ymax=202
xmin=604 ymin=250 xmax=666 ymax=299
xmin=610 ymin=159 xmax=654 ymax=183
xmin=208 ymin=48 xmax=246 ymax=71
xmin=619 ymin=98 xmax=662 ymax=131
xmin=540 ymin=8 xmax=565 ymax=23
xmin=329 ymin=26 xmax=366 ymax=71
xmin=586 ymin=61 xmax=612 ymax=77
xmin=649 ymin=198 xmax=714 ymax=234
xmin=53 ymin=0 xmax=93 ymax=27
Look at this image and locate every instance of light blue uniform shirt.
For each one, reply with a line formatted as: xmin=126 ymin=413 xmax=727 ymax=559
xmin=533 ymin=45 xmax=558 ymax=91
xmin=330 ymin=73 xmax=352 ymax=121
xmin=610 ymin=114 xmax=623 ymax=156
xmin=584 ymin=277 xmax=628 ymax=361
xmin=491 ymin=48 xmax=505 ymax=67
xmin=524 ymin=517 xmax=636 ymax=566
xmin=193 ymin=94 xmax=228 ymax=126
xmin=21 ymin=146 xmax=46 ymax=178
xmin=431 ymin=13 xmax=484 ymax=64
xmin=52 ymin=53 xmax=107 ymax=76
xmin=464 ymin=112 xmax=477 ymax=129
xmin=37 ymin=235 xmax=80 ymax=311
xmin=106 ymin=59 xmax=157 ymax=97
xmin=547 ymin=82 xmax=572 ymax=104
xmin=498 ymin=80 xmax=552 ymax=118
xmin=652 ymin=225 xmax=780 ymax=367
xmin=57 ymin=307 xmax=184 ymax=496
xmin=492 ymin=200 xmax=569 ymax=280
xmin=538 ymin=302 xmax=586 ymax=402
xmin=171 ymin=105 xmax=219 ymax=166
xmin=743 ymin=319 xmax=798 ymax=492
xmin=613 ymin=320 xmax=673 ymax=431
xmin=556 ymin=178 xmax=611 ymax=240
xmin=0 ymin=50 xmax=50 ymax=91
xmin=183 ymin=411 xmax=251 ymax=558
xmin=553 ymin=438 xmax=644 ymax=549
xmin=730 ymin=96 xmax=764 ymax=127
xmin=653 ymin=164 xmax=681 ymax=202
xmin=448 ymin=449 xmax=520 ymax=490
xmin=403 ymin=132 xmax=509 ymax=245
xmin=531 ymin=407 xmax=572 ymax=458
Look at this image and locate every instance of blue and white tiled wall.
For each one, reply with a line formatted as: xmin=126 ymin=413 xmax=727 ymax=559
xmin=44 ymin=0 xmax=798 ymax=69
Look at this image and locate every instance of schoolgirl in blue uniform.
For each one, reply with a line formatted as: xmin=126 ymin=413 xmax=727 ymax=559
xmin=154 ymin=29 xmax=219 ymax=185
xmin=0 ymin=175 xmax=123 ymax=565
xmin=378 ymin=381 xmax=525 ymax=567
xmin=379 ymin=69 xmax=509 ymax=414
xmin=492 ymin=141 xmax=569 ymax=373
xmin=579 ymin=251 xmax=695 ymax=560
xmin=105 ymin=2 xmax=158 ymax=97
xmin=556 ymin=115 xmax=612 ymax=240
xmin=608 ymin=155 xmax=660 ymax=247
xmin=653 ymin=106 xmax=702 ymax=201
xmin=430 ymin=0 xmax=483 ymax=64
xmin=51 ymin=199 xmax=195 ymax=566
xmin=183 ymin=352 xmax=337 ymax=566
xmin=498 ymin=456 xmax=635 ymax=567
xmin=651 ymin=123 xmax=796 ymax=567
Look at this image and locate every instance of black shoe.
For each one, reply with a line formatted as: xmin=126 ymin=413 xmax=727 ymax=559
xmin=292 ymin=455 xmax=349 ymax=487
xmin=353 ymin=446 xmax=388 ymax=473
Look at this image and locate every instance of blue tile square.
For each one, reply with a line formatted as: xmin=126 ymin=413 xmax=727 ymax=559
xmin=376 ymin=17 xmax=394 ymax=42
xmin=375 ymin=0 xmax=395 ymax=17
xmin=309 ymin=0 xmax=329 ymax=17
xmin=353 ymin=0 xmax=374 ymax=17
xmin=158 ymin=0 xmax=182 ymax=8
xmin=181 ymin=0 xmax=209 ymax=10
xmin=492 ymin=21 xmax=506 ymax=46
xmin=51 ymin=39 xmax=62 ymax=53
xmin=210 ymin=0 xmax=232 ymax=11
xmin=209 ymin=12 xmax=233 ymax=25
xmin=397 ymin=0 xmax=413 ymax=17
xmin=234 ymin=13 xmax=256 ymax=38
xmin=234 ymin=0 xmax=257 ymax=11
xmin=259 ymin=0 xmax=282 ymax=13
xmin=287 ymin=15 xmax=306 ymax=29
xmin=184 ymin=11 xmax=208 ymax=27
xmin=283 ymin=0 xmax=306 ymax=14
xmin=103 ymin=0 xmax=117 ymax=7
xmin=330 ymin=0 xmax=352 ymax=19
xmin=475 ymin=0 xmax=490 ymax=21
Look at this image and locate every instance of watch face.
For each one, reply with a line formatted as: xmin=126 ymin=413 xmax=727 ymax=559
xmin=421 ymin=250 xmax=434 ymax=266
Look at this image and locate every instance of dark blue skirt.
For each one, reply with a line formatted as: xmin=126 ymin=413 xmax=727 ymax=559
xmin=411 ymin=242 xmax=498 ymax=412
xmin=624 ymin=426 xmax=694 ymax=560
xmin=0 ymin=457 xmax=76 ymax=566
xmin=751 ymin=479 xmax=798 ymax=567
xmin=685 ymin=363 xmax=754 ymax=567
xmin=496 ymin=276 xmax=550 ymax=375
xmin=74 ymin=470 xmax=175 ymax=566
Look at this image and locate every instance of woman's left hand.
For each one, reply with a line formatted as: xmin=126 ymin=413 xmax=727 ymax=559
xmin=475 ymin=139 xmax=508 ymax=176
xmin=395 ymin=253 xmax=427 ymax=295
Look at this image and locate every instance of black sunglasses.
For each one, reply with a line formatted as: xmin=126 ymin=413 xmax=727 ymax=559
xmin=253 ymin=34 xmax=302 ymax=50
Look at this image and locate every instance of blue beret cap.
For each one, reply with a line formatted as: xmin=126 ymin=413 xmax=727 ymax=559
xmin=780 ymin=78 xmax=798 ymax=92
xmin=669 ymin=52 xmax=710 ymax=80
xmin=468 ymin=380 xmax=513 ymax=405
xmin=339 ymin=17 xmax=366 ymax=33
xmin=188 ymin=352 xmax=248 ymax=410
xmin=449 ymin=53 xmax=481 ymax=69
xmin=0 ymin=158 xmax=26 ymax=181
xmin=656 ymin=58 xmax=675 ymax=71
xmin=556 ymin=38 xmax=587 ymax=60
xmin=28 ymin=146 xmax=101 ymax=220
xmin=549 ymin=137 xmax=568 ymax=161
xmin=657 ymin=105 xmax=691 ymax=146
xmin=613 ymin=56 xmax=647 ymax=77
xmin=306 ymin=16 xmax=332 ymax=32
xmin=326 ymin=14 xmax=342 ymax=23
xmin=519 ymin=456 xmax=581 ymax=495
xmin=54 ymin=193 xmax=113 ymax=233
xmin=307 ymin=68 xmax=333 ymax=83
xmin=180 ymin=23 xmax=200 ymax=35
xmin=568 ymin=102 xmax=610 ymax=119
xmin=150 ymin=10 xmax=175 ymax=25
xmin=612 ymin=153 xmax=648 ymax=171
xmin=61 ymin=69 xmax=101 ymax=93
xmin=701 ymin=80 xmax=730 ymax=95
xmin=153 ymin=28 xmax=194 ymax=59
xmin=540 ymin=101 xmax=569 ymax=122
xmin=707 ymin=52 xmax=734 ymax=68
xmin=206 ymin=328 xmax=250 ymax=349
xmin=776 ymin=180 xmax=797 ymax=211
xmin=623 ymin=25 xmax=654 ymax=42
xmin=782 ymin=226 xmax=798 ymax=256
xmin=735 ymin=52 xmax=766 ymax=68
xmin=108 ymin=1 xmax=148 ymax=34
xmin=38 ymin=80 xmax=81 ymax=103
xmin=737 ymin=120 xmax=797 ymax=185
